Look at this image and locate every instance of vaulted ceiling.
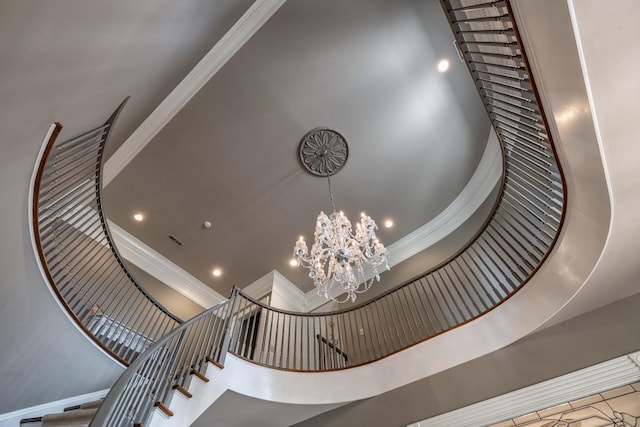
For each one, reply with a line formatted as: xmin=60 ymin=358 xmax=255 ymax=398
xmin=101 ymin=0 xmax=493 ymax=298
xmin=0 ymin=0 xmax=640 ymax=424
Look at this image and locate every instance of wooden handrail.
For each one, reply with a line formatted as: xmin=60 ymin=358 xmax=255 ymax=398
xmin=31 ymin=98 xmax=182 ymax=366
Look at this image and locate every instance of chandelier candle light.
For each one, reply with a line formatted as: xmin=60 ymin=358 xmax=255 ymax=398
xmin=294 ymin=128 xmax=389 ymax=303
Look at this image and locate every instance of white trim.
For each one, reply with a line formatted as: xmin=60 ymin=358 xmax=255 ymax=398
xmin=387 ymin=130 xmax=501 ymax=266
xmin=0 ymin=388 xmax=109 ymax=427
xmin=102 ymin=0 xmax=288 ymax=186
xmin=566 ymin=0 xmax=615 ymax=210
xmin=242 ymin=270 xmax=307 ymax=310
xmin=109 ymin=221 xmax=226 ymax=308
xmin=271 ymin=270 xmax=307 ymax=310
xmin=243 ymin=270 xmax=277 ymax=300
xmin=407 ymin=351 xmax=640 ymax=427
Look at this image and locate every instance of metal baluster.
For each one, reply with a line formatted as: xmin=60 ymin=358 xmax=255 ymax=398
xmin=117 ymin=294 xmax=149 ymax=361
xmin=246 ymin=302 xmax=260 ymax=362
xmin=258 ymin=309 xmax=270 ymax=365
xmin=236 ymin=296 xmax=250 ymax=356
xmin=62 ymin=248 xmax=117 ymax=308
xmin=278 ymin=312 xmax=286 ymax=368
xmin=136 ymin=305 xmax=164 ymax=351
xmin=379 ymin=292 xmax=398 ymax=352
xmin=286 ymin=315 xmax=293 ymax=369
xmin=406 ymin=281 xmax=432 ymax=337
xmin=265 ymin=306 xmax=276 ymax=366
xmin=441 ymin=264 xmax=475 ymax=320
xmin=451 ymin=258 xmax=490 ymax=312
xmin=306 ymin=315 xmax=312 ymax=370
xmin=400 ymin=287 xmax=423 ymax=342
xmin=417 ymin=277 xmax=443 ymax=333
xmin=361 ymin=306 xmax=379 ymax=359
xmin=474 ymin=236 xmax=517 ymax=294
xmin=389 ymin=290 xmax=410 ymax=346
xmin=423 ymin=274 xmax=450 ymax=329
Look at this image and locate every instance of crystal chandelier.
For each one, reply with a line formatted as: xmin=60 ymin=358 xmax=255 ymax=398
xmin=293 ymin=128 xmax=389 ymax=303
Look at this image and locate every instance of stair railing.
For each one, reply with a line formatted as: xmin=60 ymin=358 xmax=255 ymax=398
xmin=31 ymin=98 xmax=182 ymax=366
xmin=89 ymin=291 xmax=235 ymax=427
xmin=57 ymin=0 xmax=568 ymax=423
xmin=217 ymin=0 xmax=566 ymax=371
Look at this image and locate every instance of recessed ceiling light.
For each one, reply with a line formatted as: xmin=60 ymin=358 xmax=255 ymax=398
xmin=289 ymin=259 xmax=299 ymax=267
xmin=212 ymin=268 xmax=222 ymax=277
xmin=133 ymin=213 xmax=144 ymax=222
xmin=384 ymin=219 xmax=394 ymax=228
xmin=437 ymin=59 xmax=450 ymax=73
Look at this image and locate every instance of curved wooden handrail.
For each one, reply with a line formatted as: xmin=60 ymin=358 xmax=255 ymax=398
xmin=220 ymin=0 xmax=566 ymax=370
xmin=31 ymin=98 xmax=182 ymax=366
xmin=71 ymin=1 xmax=568 ymax=424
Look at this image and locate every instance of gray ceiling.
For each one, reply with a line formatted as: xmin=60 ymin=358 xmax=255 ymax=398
xmin=103 ymin=0 xmax=491 ymax=297
xmin=0 ymin=0 xmax=490 ymax=414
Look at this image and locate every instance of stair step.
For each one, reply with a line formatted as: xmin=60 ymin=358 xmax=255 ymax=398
xmin=19 ymin=416 xmax=42 ymax=426
xmin=63 ymin=399 xmax=102 ymax=412
xmin=154 ymin=402 xmax=173 ymax=418
xmin=206 ymin=356 xmax=224 ymax=370
xmin=41 ymin=408 xmax=97 ymax=427
xmin=79 ymin=399 xmax=103 ymax=410
xmin=190 ymin=369 xmax=209 ymax=383
xmin=172 ymin=384 xmax=193 ymax=399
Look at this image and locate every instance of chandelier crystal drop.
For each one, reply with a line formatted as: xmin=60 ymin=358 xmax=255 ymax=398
xmin=294 ymin=128 xmax=389 ymax=303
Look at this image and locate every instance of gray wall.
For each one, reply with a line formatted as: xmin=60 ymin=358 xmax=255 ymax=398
xmin=294 ymin=291 xmax=640 ymax=427
xmin=0 ymin=121 xmax=126 ymax=413
xmin=0 ymin=0 xmax=251 ymax=413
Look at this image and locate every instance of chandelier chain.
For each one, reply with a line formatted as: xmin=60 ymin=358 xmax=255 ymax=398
xmin=327 ymin=175 xmax=337 ymax=213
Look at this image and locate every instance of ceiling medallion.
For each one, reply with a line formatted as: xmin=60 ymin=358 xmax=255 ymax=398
xmin=294 ymin=128 xmax=389 ymax=303
xmin=298 ymin=128 xmax=349 ymax=177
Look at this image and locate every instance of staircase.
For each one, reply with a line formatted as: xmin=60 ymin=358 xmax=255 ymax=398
xmin=23 ymin=1 xmax=571 ymax=426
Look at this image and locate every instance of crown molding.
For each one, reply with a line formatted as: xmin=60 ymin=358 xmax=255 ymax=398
xmin=108 ymin=221 xmax=226 ymax=308
xmin=102 ymin=0 xmax=288 ymax=187
xmin=408 ymin=351 xmax=640 ymax=427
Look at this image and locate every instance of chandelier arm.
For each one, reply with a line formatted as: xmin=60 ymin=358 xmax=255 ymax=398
xmin=331 ymin=292 xmax=354 ymax=304
xmin=354 ymin=278 xmax=374 ymax=294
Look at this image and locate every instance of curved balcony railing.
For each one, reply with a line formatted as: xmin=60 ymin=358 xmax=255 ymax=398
xmin=219 ymin=0 xmax=566 ymax=371
xmin=76 ymin=1 xmax=566 ymax=424
xmin=31 ymin=99 xmax=182 ymax=365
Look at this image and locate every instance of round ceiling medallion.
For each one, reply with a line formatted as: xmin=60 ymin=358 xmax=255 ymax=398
xmin=298 ymin=128 xmax=349 ymax=177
